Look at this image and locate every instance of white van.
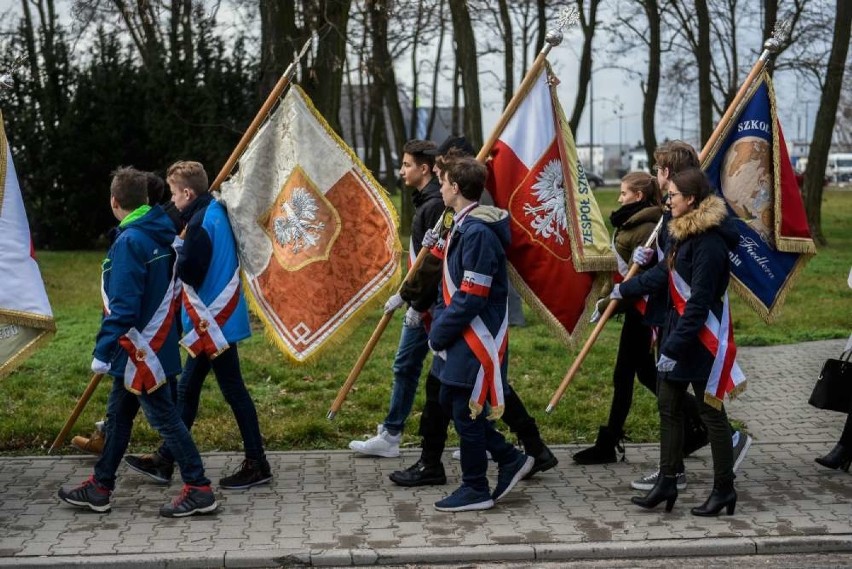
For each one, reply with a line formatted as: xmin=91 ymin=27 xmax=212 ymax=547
xmin=827 ymin=153 xmax=852 ymax=183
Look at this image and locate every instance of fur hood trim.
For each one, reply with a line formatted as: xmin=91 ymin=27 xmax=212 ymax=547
xmin=667 ymin=195 xmax=728 ymax=241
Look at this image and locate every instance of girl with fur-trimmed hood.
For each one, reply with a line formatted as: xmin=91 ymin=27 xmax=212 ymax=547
xmin=615 ymin=168 xmax=740 ymax=517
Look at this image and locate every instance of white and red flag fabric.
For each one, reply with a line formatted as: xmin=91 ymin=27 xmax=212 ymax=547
xmin=220 ymin=86 xmax=401 ymax=363
xmin=486 ymin=63 xmax=615 ymax=345
xmin=0 ymin=111 xmax=55 ymax=379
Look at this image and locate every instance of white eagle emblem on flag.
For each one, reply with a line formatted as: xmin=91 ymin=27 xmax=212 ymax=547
xmin=524 ymin=159 xmax=567 ymax=244
xmin=273 ymin=187 xmax=326 ymax=253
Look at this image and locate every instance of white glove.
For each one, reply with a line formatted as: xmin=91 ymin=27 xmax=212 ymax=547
xmin=656 ymin=354 xmax=677 ymax=372
xmin=632 ymin=246 xmax=655 ymax=266
xmin=609 ymin=283 xmax=622 ymax=300
xmin=421 ymin=228 xmax=440 ymax=249
xmin=383 ymin=293 xmax=405 ymax=314
xmin=91 ymin=357 xmax=111 ymax=374
xmin=589 ymin=297 xmax=608 ymax=323
xmin=428 ymin=340 xmax=447 ymax=360
xmin=403 ymin=306 xmax=423 ymax=328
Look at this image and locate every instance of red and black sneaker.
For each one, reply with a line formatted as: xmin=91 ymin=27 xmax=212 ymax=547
xmin=58 ymin=476 xmax=111 ymax=512
xmin=159 ymin=484 xmax=218 ymax=518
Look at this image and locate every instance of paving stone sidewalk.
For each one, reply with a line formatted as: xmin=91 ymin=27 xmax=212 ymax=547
xmin=1 ymin=339 xmax=851 ymax=568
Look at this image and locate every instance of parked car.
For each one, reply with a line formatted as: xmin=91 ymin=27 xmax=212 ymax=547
xmin=585 ymin=171 xmax=605 ymax=188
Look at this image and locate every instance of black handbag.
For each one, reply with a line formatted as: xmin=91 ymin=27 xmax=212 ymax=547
xmin=809 ymin=350 xmax=852 ymax=413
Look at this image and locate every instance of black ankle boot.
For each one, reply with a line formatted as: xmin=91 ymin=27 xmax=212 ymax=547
xmin=815 ymin=444 xmax=852 ymax=472
xmin=632 ymin=474 xmax=678 ymax=512
xmin=691 ymin=480 xmax=736 ymax=516
xmin=572 ymin=426 xmax=624 ymax=465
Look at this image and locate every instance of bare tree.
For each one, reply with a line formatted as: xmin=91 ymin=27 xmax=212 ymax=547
xmin=567 ymin=0 xmax=602 ymax=136
xmin=448 ymin=0 xmax=482 ymax=148
xmin=802 ymin=0 xmax=851 ymax=244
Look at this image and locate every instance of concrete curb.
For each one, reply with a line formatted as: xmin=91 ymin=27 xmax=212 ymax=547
xmin=3 ymin=535 xmax=852 ymax=568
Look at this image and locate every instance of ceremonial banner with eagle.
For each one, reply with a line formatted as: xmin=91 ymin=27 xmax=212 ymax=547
xmin=486 ymin=62 xmax=615 ymax=345
xmin=220 ymin=86 xmax=401 ymax=362
xmin=0 ymin=111 xmax=55 ymax=379
xmin=702 ymin=70 xmax=815 ymax=322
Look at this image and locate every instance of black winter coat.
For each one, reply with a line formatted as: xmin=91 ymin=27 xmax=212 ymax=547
xmin=620 ymin=195 xmax=738 ymax=382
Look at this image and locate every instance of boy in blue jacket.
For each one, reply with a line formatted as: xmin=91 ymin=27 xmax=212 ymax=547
xmin=428 ymin=155 xmax=533 ymax=512
xmin=125 ymin=160 xmax=271 ymax=490
xmin=59 ymin=167 xmax=216 ymax=517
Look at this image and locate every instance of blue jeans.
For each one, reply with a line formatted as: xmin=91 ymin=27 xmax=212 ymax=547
xmin=383 ymin=321 xmax=430 ymax=435
xmin=439 ymin=383 xmax=518 ymax=494
xmin=95 ymin=376 xmax=209 ymax=490
xmin=160 ymin=344 xmax=265 ymax=462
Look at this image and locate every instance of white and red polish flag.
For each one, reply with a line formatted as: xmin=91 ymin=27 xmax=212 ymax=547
xmin=0 ymin=111 xmax=55 ymax=380
xmin=486 ymin=63 xmax=615 ymax=345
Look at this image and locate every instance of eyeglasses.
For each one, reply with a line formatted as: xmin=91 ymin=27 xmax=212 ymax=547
xmin=665 ymin=191 xmax=681 ymax=202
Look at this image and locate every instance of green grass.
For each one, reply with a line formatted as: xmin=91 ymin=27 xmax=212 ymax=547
xmin=1 ymin=189 xmax=849 ymax=455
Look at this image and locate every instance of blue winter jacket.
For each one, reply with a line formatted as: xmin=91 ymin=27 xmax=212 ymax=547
xmin=429 ymin=206 xmax=511 ymax=389
xmin=93 ymin=205 xmax=182 ymax=382
xmin=178 ymin=193 xmax=251 ymax=344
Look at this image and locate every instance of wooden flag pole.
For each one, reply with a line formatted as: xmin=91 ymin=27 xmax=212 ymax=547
xmin=326 ymin=7 xmax=581 ymax=421
xmin=48 ymin=373 xmax=105 ymax=454
xmin=545 ymin=20 xmax=791 ymax=413
xmin=208 ymin=36 xmax=313 ymax=192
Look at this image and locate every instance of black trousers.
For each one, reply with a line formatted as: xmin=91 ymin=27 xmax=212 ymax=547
xmin=606 ymin=307 xmax=658 ymax=434
xmin=419 ymin=372 xmax=543 ymax=465
xmin=658 ymin=377 xmax=734 ymax=485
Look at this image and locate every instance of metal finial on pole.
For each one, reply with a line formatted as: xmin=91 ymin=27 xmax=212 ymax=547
xmin=544 ymin=7 xmax=580 ymax=50
xmin=0 ymin=55 xmax=27 ymax=90
xmin=762 ymin=18 xmax=792 ymax=57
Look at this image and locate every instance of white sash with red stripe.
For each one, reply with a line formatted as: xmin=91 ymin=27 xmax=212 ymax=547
xmin=441 ymin=204 xmax=508 ymax=420
xmin=668 ymin=269 xmax=746 ymax=408
xmin=102 ymin=251 xmax=179 ymax=394
xmin=611 ymin=238 xmax=648 ymax=315
xmin=180 ymin=268 xmax=241 ymax=358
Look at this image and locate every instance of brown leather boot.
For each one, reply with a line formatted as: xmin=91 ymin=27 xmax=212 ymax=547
xmin=71 ymin=429 xmax=105 ymax=456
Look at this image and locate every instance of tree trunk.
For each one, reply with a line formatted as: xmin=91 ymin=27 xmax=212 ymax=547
xmin=259 ymin=0 xmax=300 ymax=97
xmin=497 ymin=0 xmax=514 ymax=110
xmin=762 ymin=0 xmax=778 ymax=76
xmin=302 ymin=0 xmax=351 ymax=135
xmin=568 ymin=0 xmax=601 ymax=137
xmin=448 ymin=0 xmax=482 ymax=149
xmin=426 ymin=0 xmax=446 ymax=140
xmin=642 ymin=0 xmax=661 ymax=167
xmin=803 ymin=0 xmax=851 ymax=245
xmin=695 ymin=0 xmax=713 ymax=145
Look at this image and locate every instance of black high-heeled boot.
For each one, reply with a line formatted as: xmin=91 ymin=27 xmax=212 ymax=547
xmin=691 ymin=480 xmax=736 ymax=516
xmin=815 ymin=444 xmax=852 ymax=472
xmin=631 ymin=474 xmax=678 ymax=512
xmin=572 ymin=426 xmax=625 ymax=465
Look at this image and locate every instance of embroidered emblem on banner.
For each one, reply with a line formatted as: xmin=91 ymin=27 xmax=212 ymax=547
xmin=525 ymin=159 xmax=568 ymax=245
xmin=259 ymin=165 xmax=341 ymax=271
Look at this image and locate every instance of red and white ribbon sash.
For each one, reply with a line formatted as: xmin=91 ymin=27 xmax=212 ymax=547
xmin=440 ymin=204 xmax=507 ymax=420
xmin=115 ymin=252 xmax=179 ymax=394
xmin=180 ymin=268 xmax=241 ymax=358
xmin=668 ymin=269 xmax=746 ymax=406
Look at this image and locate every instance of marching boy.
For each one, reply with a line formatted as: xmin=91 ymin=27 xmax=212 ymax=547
xmin=428 ymin=155 xmax=533 ymax=512
xmin=59 ymin=167 xmax=217 ymax=517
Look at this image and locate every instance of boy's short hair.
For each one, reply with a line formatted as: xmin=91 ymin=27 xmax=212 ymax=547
xmin=444 ymin=155 xmax=487 ymax=201
xmin=654 ymin=140 xmax=699 ymax=174
xmin=166 ymin=161 xmax=209 ymax=195
xmin=146 ymin=171 xmax=165 ymax=204
xmin=403 ymin=140 xmax=437 ymax=170
xmin=110 ymin=167 xmax=149 ymax=210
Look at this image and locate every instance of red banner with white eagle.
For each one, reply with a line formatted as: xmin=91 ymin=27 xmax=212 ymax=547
xmin=486 ymin=63 xmax=615 ymax=345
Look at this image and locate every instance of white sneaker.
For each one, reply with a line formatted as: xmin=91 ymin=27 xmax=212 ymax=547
xmin=451 ymin=449 xmax=492 ymax=460
xmin=348 ymin=425 xmax=401 ymax=458
xmin=630 ymin=469 xmax=687 ymax=491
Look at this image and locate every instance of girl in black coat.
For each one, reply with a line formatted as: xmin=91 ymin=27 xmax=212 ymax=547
xmin=616 ymin=168 xmax=741 ymax=516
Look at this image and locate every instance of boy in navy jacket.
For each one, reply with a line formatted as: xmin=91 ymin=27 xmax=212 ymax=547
xmin=59 ymin=167 xmax=216 ymax=517
xmin=429 ymin=156 xmax=533 ymax=512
